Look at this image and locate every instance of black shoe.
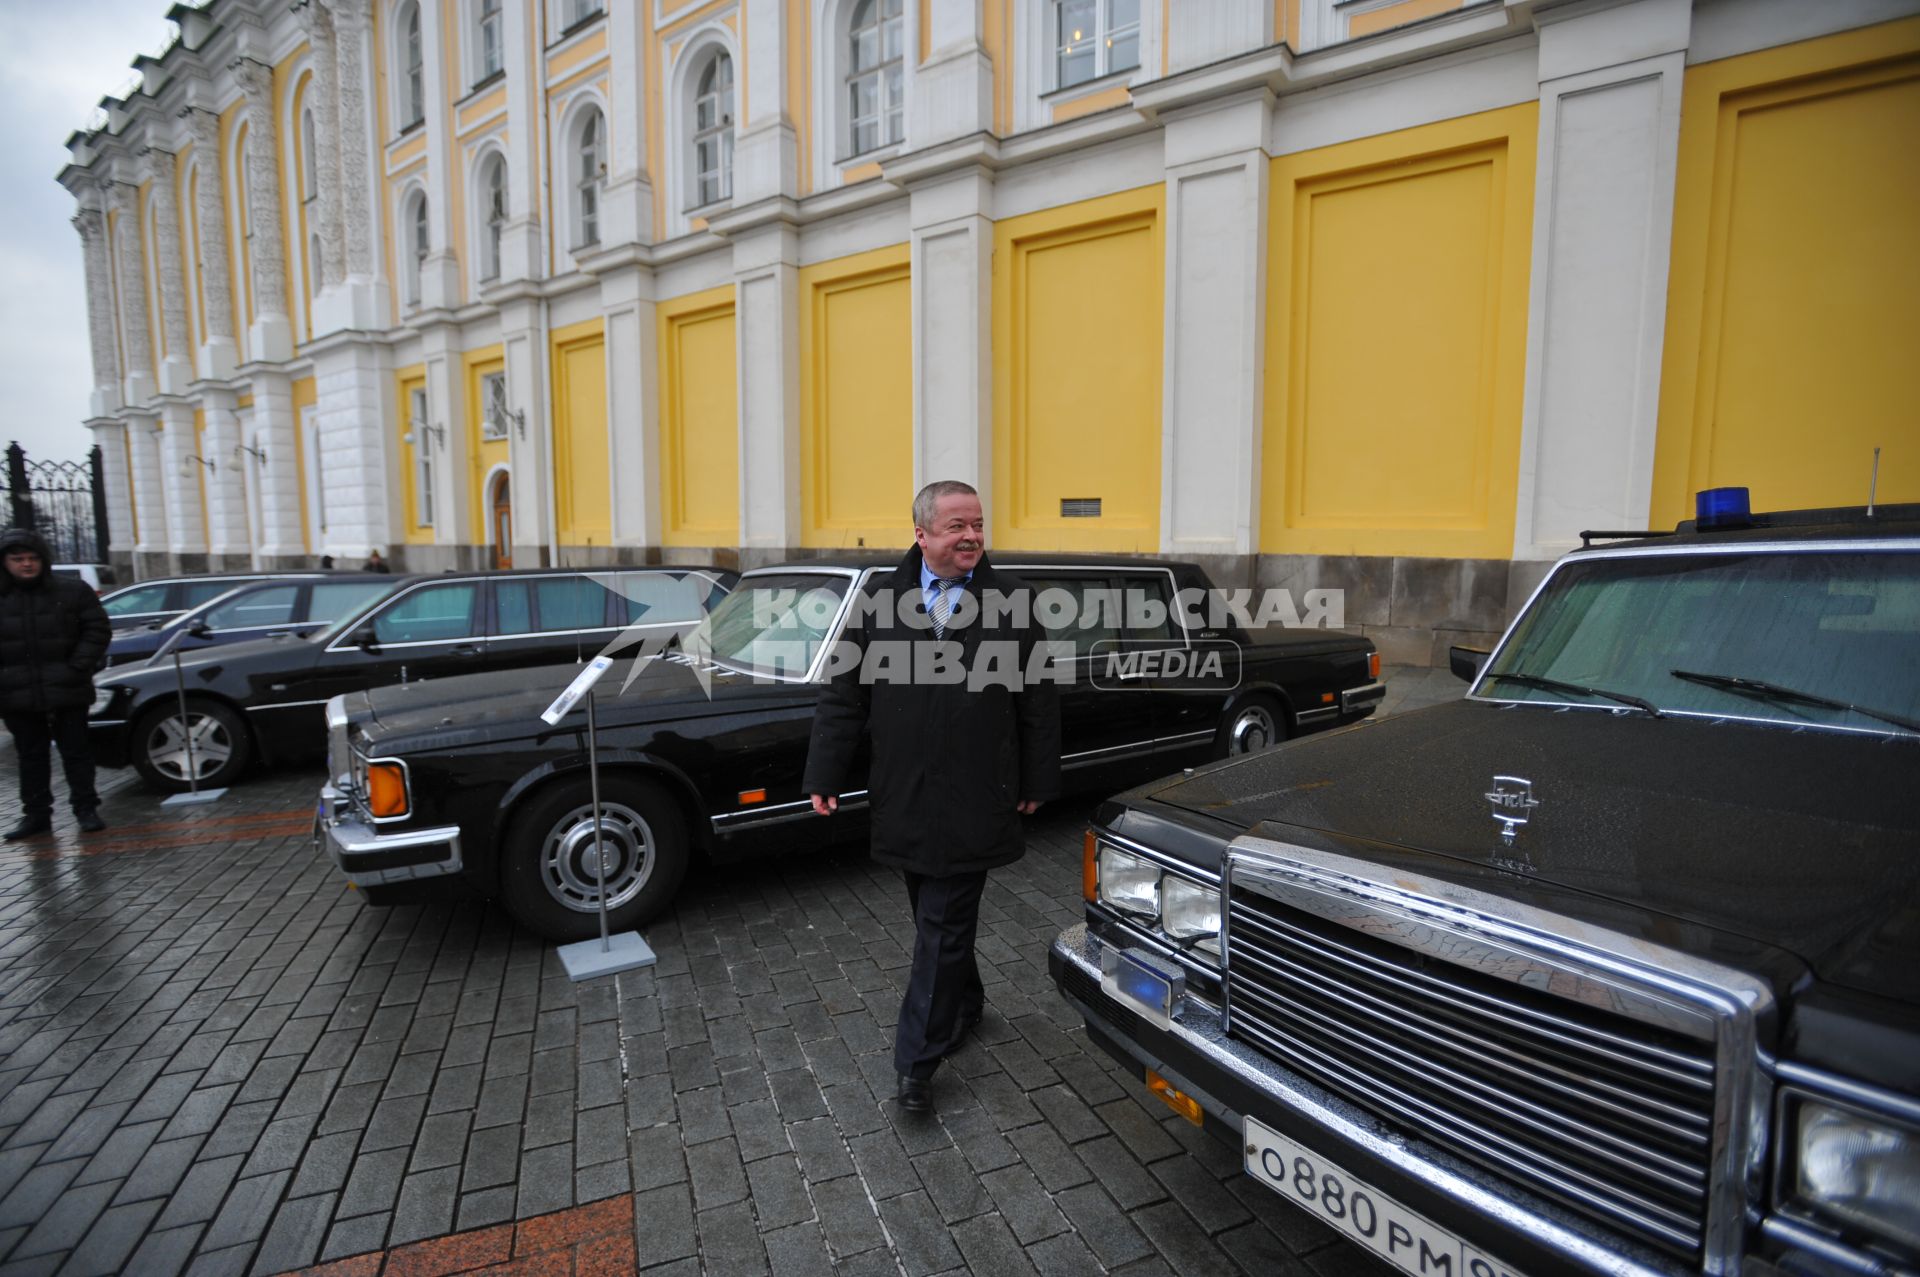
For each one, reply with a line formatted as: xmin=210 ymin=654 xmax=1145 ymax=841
xmin=896 ymin=1075 xmax=933 ymax=1114
xmin=4 ymin=817 xmax=52 ymax=841
xmin=76 ymin=811 xmax=107 ymax=833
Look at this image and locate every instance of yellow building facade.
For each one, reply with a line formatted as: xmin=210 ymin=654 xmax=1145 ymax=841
xmin=61 ymin=0 xmax=1920 ymax=661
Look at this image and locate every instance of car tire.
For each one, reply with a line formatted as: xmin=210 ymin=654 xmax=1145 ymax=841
xmin=500 ymin=774 xmax=689 ymax=941
xmin=131 ymin=698 xmax=253 ymax=793
xmin=1216 ymin=693 xmax=1287 ymax=758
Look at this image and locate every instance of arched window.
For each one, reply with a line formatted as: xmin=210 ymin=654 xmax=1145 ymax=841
xmin=481 ymin=153 xmax=507 ymax=280
xmin=692 ymin=53 xmax=733 ymax=209
xmin=406 ymin=191 xmax=429 ymax=305
xmin=300 ymin=105 xmax=319 ymax=303
xmin=184 ymin=164 xmax=205 ymax=345
xmin=234 ymin=128 xmax=254 ymax=325
xmin=847 ymin=0 xmax=903 ymax=156
xmin=476 ymin=0 xmax=503 ymax=84
xmin=300 ymin=108 xmax=317 ymax=202
xmin=401 ymin=2 xmax=425 ymax=127
xmin=573 ymin=108 xmax=604 ymax=247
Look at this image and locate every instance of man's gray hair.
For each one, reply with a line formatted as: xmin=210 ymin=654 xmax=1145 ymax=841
xmin=912 ymin=480 xmax=979 ymax=531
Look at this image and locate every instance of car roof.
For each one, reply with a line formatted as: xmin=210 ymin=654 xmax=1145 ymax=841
xmin=1575 ymin=502 xmax=1920 ymax=553
xmin=375 ymin=565 xmax=737 ymax=586
xmin=749 ymin=552 xmax=1190 ymax=573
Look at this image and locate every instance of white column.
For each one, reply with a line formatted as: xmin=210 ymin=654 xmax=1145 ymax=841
xmin=732 ymin=223 xmax=802 ymax=556
xmin=332 ymin=0 xmax=388 ymax=324
xmin=251 ymin=370 xmax=306 ymax=560
xmin=1159 ymin=91 xmax=1270 ymax=560
xmin=125 ymin=413 xmax=169 ymax=557
xmin=159 ymin=403 xmax=208 ymax=557
xmin=1166 ymin=0 xmax=1271 ymax=73
xmin=600 ymin=265 xmax=660 ymax=547
xmin=498 ymin=297 xmax=552 ymax=565
xmin=1512 ymin=0 xmax=1690 ymax=559
xmin=200 ymin=388 xmax=249 ymax=562
xmin=494 ymin=0 xmax=541 ymax=281
xmin=143 ymin=149 xmax=195 ymax=396
xmin=183 ymin=106 xmax=239 ymax=382
xmin=73 ymin=207 xmax=122 ymax=418
xmin=734 ymin=0 xmax=798 ymax=204
xmin=603 ymin=0 xmax=654 ymax=247
xmin=297 ymin=1 xmax=347 ymax=291
xmin=109 ymin=181 xmax=156 ymax=406
xmin=910 ymin=0 xmax=993 ymax=146
xmin=908 ymin=168 xmax=993 ymax=506
xmin=311 ymin=342 xmax=394 ymax=555
xmin=415 ymin=3 xmax=461 ymax=309
xmin=419 ymin=325 xmax=470 ymax=550
xmin=231 ymin=57 xmax=294 ymax=362
xmin=87 ymin=423 xmax=134 ymax=560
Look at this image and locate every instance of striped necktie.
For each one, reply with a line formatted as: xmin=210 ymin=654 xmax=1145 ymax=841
xmin=930 ymin=576 xmax=965 ymax=640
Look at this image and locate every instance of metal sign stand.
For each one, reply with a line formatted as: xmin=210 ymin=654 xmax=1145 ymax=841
xmin=542 ymin=657 xmax=655 ymax=981
xmin=160 ymin=647 xmax=225 ymax=806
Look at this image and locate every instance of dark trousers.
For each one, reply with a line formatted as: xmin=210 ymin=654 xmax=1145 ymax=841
xmin=4 ymin=706 xmax=99 ymax=819
xmin=896 ymin=869 xmax=989 ymax=1080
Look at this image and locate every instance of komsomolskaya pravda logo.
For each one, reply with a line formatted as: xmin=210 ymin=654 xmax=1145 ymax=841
xmin=1484 ymin=775 xmax=1540 ymax=845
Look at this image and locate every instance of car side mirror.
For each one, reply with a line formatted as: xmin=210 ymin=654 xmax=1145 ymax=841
xmin=353 ymin=627 xmax=381 ymax=652
xmin=1450 ymin=645 xmax=1491 ymax=683
xmin=187 ymin=620 xmax=213 ymax=639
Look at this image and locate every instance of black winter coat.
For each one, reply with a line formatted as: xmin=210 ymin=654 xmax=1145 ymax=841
xmin=802 ymin=548 xmax=1062 ymax=876
xmin=0 ymin=532 xmax=113 ymax=715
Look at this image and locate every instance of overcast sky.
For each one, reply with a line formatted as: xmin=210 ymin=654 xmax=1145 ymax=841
xmin=0 ymin=0 xmax=177 ymax=465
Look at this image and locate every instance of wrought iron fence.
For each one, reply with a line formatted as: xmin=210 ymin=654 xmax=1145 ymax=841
xmin=3 ymin=443 xmax=110 ymax=565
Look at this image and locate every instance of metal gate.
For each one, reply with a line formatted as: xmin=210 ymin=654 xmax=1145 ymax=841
xmin=3 ymin=443 xmax=110 ymax=565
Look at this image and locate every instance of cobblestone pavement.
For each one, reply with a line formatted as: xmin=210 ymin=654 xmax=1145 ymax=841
xmin=0 ymin=672 xmax=1453 ymax=1276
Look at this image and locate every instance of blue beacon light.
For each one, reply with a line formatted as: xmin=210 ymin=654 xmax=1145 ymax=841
xmin=1695 ymin=486 xmax=1752 ymax=529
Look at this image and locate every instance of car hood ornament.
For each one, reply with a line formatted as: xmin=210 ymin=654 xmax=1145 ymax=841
xmin=1485 ymin=775 xmax=1539 ymax=845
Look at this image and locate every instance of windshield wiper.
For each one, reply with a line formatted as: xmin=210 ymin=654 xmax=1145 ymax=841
xmin=1669 ymin=669 xmax=1920 ymax=734
xmin=1483 ymin=672 xmax=1663 ymax=717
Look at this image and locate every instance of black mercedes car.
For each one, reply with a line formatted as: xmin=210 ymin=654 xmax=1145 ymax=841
xmin=89 ymin=565 xmax=734 ymax=791
xmin=104 ymin=575 xmax=396 ymax=667
xmin=315 ymin=556 xmax=1386 ymax=940
xmin=1048 ymin=499 xmax=1920 ymax=1277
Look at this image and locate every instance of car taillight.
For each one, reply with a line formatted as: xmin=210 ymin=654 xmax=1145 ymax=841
xmin=367 ymin=762 xmax=408 ymax=818
xmin=1082 ymin=829 xmax=1098 ymax=903
xmin=1369 ymin=650 xmax=1380 ymax=680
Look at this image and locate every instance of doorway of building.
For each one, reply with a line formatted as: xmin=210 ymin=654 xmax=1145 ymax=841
xmin=489 ymin=472 xmax=512 ymax=569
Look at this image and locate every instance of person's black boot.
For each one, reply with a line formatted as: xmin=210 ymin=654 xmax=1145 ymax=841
xmin=4 ymin=816 xmax=52 ymax=841
xmin=76 ymin=810 xmax=107 ymax=833
xmin=896 ymin=1075 xmax=933 ymax=1114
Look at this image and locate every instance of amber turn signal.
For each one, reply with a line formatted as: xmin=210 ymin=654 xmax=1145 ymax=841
xmin=738 ymin=789 xmax=766 ymax=805
xmin=1082 ymin=829 xmax=1098 ymax=903
xmin=1146 ymin=1070 xmax=1204 ymax=1125
xmin=367 ymin=762 xmax=409 ymax=818
xmin=1369 ymin=651 xmax=1381 ymax=680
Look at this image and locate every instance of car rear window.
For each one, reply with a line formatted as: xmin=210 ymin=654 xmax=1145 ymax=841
xmin=181 ymin=580 xmax=246 ymax=607
xmin=370 ymin=583 xmax=479 ymax=644
xmin=309 ymin=579 xmax=394 ymax=623
xmin=104 ymin=584 xmax=169 ymax=616
xmin=205 ymin=585 xmax=299 ymax=628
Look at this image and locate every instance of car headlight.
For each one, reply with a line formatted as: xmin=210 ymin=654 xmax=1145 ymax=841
xmin=1097 ymin=846 xmax=1160 ymax=918
xmin=1792 ymin=1099 xmax=1920 ymax=1251
xmin=1161 ymin=876 xmax=1222 ymax=960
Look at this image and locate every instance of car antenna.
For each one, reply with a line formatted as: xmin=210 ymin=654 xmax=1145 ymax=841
xmin=1867 ymin=446 xmax=1881 ymax=517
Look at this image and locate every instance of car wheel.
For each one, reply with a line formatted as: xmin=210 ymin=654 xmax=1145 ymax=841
xmin=500 ymin=775 xmax=689 ymax=941
xmin=131 ymin=698 xmax=252 ymax=792
xmin=1217 ymin=694 xmax=1286 ymax=758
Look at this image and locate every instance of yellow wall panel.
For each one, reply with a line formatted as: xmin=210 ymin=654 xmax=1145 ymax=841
xmin=799 ymin=246 xmax=912 ymax=548
xmin=658 ymin=287 xmax=739 ymax=545
xmin=1262 ymin=103 xmax=1536 ymax=558
xmin=395 ymin=366 xmax=432 ymax=544
xmin=552 ymin=319 xmax=611 ymax=545
xmin=292 ymin=376 xmax=317 ymax=552
xmin=1653 ymin=20 xmax=1920 ymax=524
xmin=993 ymin=186 xmax=1164 ymax=552
xmin=463 ymin=347 xmax=509 ymax=545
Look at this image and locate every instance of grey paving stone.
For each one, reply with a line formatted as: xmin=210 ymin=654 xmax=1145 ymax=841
xmin=982 ymin=1162 xmax=1071 ymax=1244
xmin=9 ymin=1176 xmax=116 ymax=1260
xmin=461 ymin=1123 xmax=519 ymax=1192
xmin=745 ymin=1153 xmax=813 ymax=1230
xmin=1056 ymin=1183 xmax=1155 ymax=1269
xmin=287 ymin=1130 xmax=358 ymax=1198
xmin=202 ymin=1098 xmax=277 ymax=1159
xmin=198 ymin=1169 xmax=290 ymax=1253
xmin=455 ymin=1185 xmax=516 ymax=1232
xmin=1152 ymin=1154 xmax=1254 ymax=1235
xmin=50 ymin=1197 xmax=163 ymax=1277
xmin=574 ymin=1156 xmax=630 ymax=1204
xmin=388 ymin=1166 xmax=459 ymax=1246
xmin=74 ymin=1118 xmax=164 ymax=1188
xmin=629 ymin=1123 xmax=689 ymax=1194
xmin=1027 ymin=1230 xmax=1108 ymax=1277
xmin=913 ymin=1146 xmax=992 ymax=1224
xmin=696 ymin=1199 xmax=766 ymax=1275
xmin=1133 ymin=1199 xmax=1244 ymax=1277
xmin=151 ymin=1153 xmax=244 ymax=1230
xmin=575 ymin=1103 xmax=624 ymax=1168
xmin=336 ymin=1146 xmax=409 ymax=1218
xmin=686 ymin=1135 xmax=749 ymax=1211
xmin=515 ymin=1142 xmax=574 ymax=1219
xmin=761 ymin=1218 xmax=833 ymax=1277
xmin=950 ymin=1211 xmax=1041 ymax=1277
xmin=810 ymin=1175 xmax=885 ymax=1258
xmin=633 ymin=1182 xmax=698 ymax=1267
xmin=876 ymin=1190 xmax=964 ymax=1276
xmin=246 ymin=1190 xmax=336 ymax=1277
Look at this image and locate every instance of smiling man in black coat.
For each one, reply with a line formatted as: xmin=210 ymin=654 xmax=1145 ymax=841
xmin=804 ymin=480 xmax=1062 ymax=1114
xmin=0 ymin=529 xmax=112 ymax=837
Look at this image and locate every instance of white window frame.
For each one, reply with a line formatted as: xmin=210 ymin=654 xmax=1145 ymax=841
xmin=572 ymin=106 xmax=605 ymax=249
xmin=477 ymin=149 xmax=507 ymax=282
xmin=1052 ymin=0 xmax=1140 ymax=93
xmin=556 ymin=0 xmax=604 ymax=31
xmin=811 ymin=0 xmax=919 ymax=190
xmin=397 ymin=0 xmax=425 ymax=130
xmin=1014 ymin=0 xmax=1160 ymax=133
xmin=474 ymin=0 xmax=504 ymax=86
xmin=690 ymin=51 xmax=734 ymax=211
xmin=402 ymin=186 xmax=429 ymax=307
xmin=844 ymin=0 xmax=905 ymax=160
xmin=409 ymin=385 xmax=436 ymax=527
xmin=480 ymin=370 xmax=509 ymax=441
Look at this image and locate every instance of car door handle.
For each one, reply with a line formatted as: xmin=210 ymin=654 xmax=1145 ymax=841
xmin=453 ymin=643 xmax=482 ymax=657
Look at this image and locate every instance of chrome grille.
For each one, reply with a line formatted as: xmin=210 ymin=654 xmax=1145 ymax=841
xmin=1226 ymin=888 xmax=1718 ymax=1262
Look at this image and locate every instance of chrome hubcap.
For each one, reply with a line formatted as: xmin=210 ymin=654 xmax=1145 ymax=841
xmin=1229 ymin=705 xmax=1277 ymax=754
xmin=539 ymin=801 xmax=654 ymax=913
xmin=145 ymin=711 xmax=234 ymax=782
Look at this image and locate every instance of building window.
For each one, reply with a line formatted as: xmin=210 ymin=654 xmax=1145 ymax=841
xmin=480 ymin=371 xmax=509 ymax=440
xmin=481 ymin=154 xmax=506 ymax=281
xmin=410 ymin=386 xmax=435 ymax=526
xmin=692 ymin=53 xmax=733 ymax=209
xmin=561 ymin=0 xmax=603 ymax=28
xmin=402 ymin=2 xmax=425 ymax=127
xmin=477 ymin=0 xmax=503 ymax=83
xmin=406 ymin=192 xmax=429 ymax=305
xmin=574 ymin=108 xmax=604 ymax=247
xmin=300 ymin=106 xmax=319 ymax=303
xmin=300 ymin=108 xmax=317 ymax=202
xmin=1055 ymin=0 xmax=1139 ymax=90
xmin=847 ymin=0 xmax=903 ymax=157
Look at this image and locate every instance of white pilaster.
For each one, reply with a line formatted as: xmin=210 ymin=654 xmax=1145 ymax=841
xmin=200 ymin=388 xmax=250 ymax=561
xmin=298 ymin=1 xmax=348 ymax=291
xmin=603 ymin=0 xmax=654 ymax=247
xmin=158 ymin=403 xmax=208 ymax=556
xmin=734 ymin=0 xmax=798 ymax=204
xmin=143 ymin=149 xmax=195 ymax=396
xmin=312 ymin=341 xmax=394 ymax=557
xmin=910 ymin=1 xmax=993 ymax=148
xmin=1166 ymin=0 xmax=1271 ymax=73
xmin=908 ymin=168 xmax=994 ymax=511
xmin=1160 ymin=91 xmax=1270 ymax=559
xmin=732 ymin=222 xmax=802 ymax=551
xmin=109 ymin=181 xmax=156 ymax=406
xmin=183 ymin=105 xmax=239 ymax=382
xmin=232 ymin=57 xmax=294 ymax=363
xmin=73 ymin=207 xmax=123 ymax=418
xmin=498 ymin=0 xmax=542 ymax=281
xmin=87 ymin=421 xmax=134 ymax=559
xmin=497 ymin=298 xmax=551 ymax=566
xmin=332 ymin=0 xmax=388 ymax=325
xmin=419 ymin=324 xmax=471 ymax=549
xmin=126 ymin=413 xmax=169 ymax=555
xmin=599 ymin=265 xmax=660 ymax=547
xmin=251 ymin=370 xmax=306 ymax=561
xmin=415 ymin=3 xmax=462 ymax=310
xmin=1513 ymin=0 xmax=1690 ymax=559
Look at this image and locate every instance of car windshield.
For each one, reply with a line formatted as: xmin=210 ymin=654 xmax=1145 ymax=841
xmin=1480 ymin=549 xmax=1920 ymax=735
xmin=689 ymin=572 xmax=852 ymax=679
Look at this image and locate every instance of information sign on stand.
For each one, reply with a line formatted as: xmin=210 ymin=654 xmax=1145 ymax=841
xmin=542 ymin=657 xmax=658 ymax=980
xmin=157 ymin=629 xmax=226 ymax=807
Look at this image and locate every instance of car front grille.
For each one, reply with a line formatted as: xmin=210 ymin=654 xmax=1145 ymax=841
xmin=1226 ymin=887 xmax=1719 ymax=1263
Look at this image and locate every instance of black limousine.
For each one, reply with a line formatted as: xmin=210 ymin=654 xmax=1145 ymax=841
xmin=317 ymin=555 xmax=1385 ymax=939
xmin=89 ymin=565 xmax=734 ymax=791
xmin=1049 ymin=499 xmax=1920 ymax=1277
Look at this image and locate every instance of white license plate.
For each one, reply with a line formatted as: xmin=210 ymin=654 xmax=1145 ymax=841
xmin=1244 ymin=1117 xmax=1523 ymax=1277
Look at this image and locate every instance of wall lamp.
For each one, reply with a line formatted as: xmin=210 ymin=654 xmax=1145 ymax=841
xmin=183 ymin=453 xmax=217 ymax=477
xmin=234 ymin=442 xmax=268 ymax=468
xmin=404 ymin=422 xmax=448 ymax=450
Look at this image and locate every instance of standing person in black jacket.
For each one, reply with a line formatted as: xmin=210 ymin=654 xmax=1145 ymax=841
xmin=0 ymin=529 xmax=112 ymax=837
xmin=803 ymin=481 xmax=1061 ymax=1114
